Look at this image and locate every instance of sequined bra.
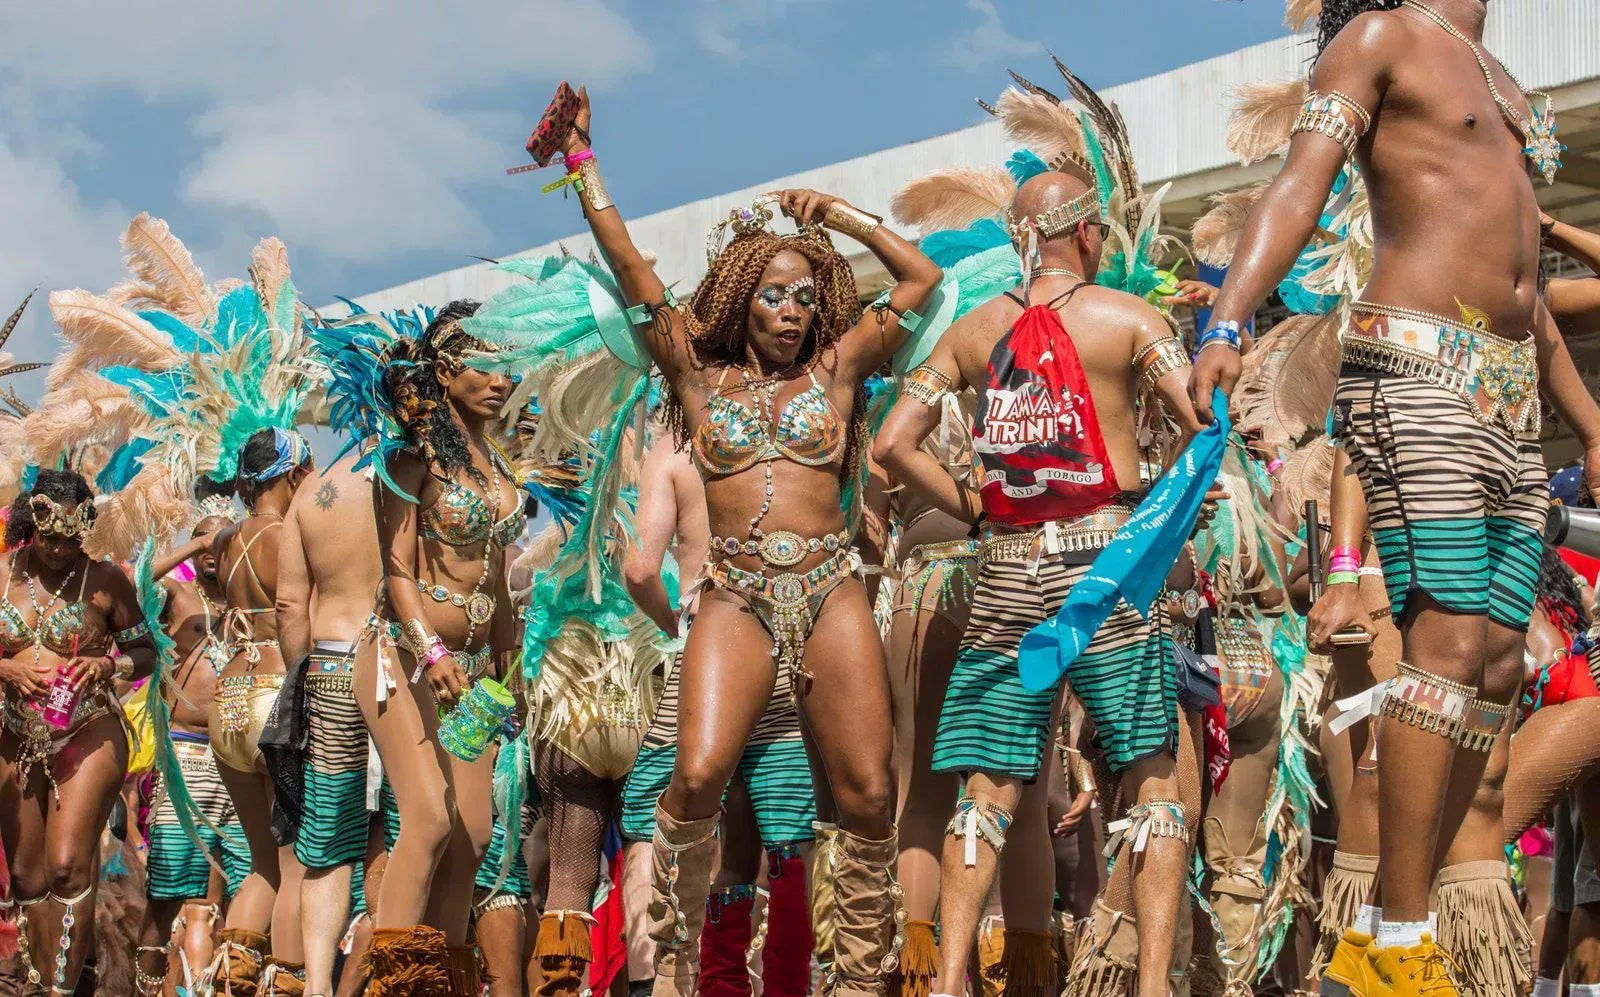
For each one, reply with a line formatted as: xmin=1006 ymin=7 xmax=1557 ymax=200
xmin=0 ymin=562 xmax=98 ymax=657
xmin=692 ymin=372 xmax=846 ymax=478
xmin=420 ymin=452 xmax=523 ymax=549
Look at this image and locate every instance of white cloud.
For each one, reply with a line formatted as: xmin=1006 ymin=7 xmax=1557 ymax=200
xmin=692 ymin=0 xmax=832 ymax=62
xmin=941 ymin=0 xmax=1044 ymax=73
xmin=0 ymin=1 xmax=652 ymax=266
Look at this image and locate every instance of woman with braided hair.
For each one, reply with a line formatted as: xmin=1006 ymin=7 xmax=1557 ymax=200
xmin=348 ymin=301 xmax=522 ymax=996
xmin=0 ymin=469 xmax=160 ymax=995
xmin=467 ymin=86 xmax=941 ymax=997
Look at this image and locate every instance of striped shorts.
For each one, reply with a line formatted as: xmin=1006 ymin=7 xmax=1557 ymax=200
xmin=621 ymin=655 xmax=815 ymax=847
xmin=475 ymin=796 xmax=537 ymax=900
xmin=931 ymin=548 xmax=1176 ymax=780
xmin=147 ymin=738 xmax=252 ymax=901
xmin=1334 ymin=370 xmax=1547 ymax=630
xmin=295 ymin=644 xmax=370 ymax=870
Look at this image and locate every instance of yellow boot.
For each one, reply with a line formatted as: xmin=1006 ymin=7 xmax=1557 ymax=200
xmin=1321 ymin=930 xmax=1376 ymax=997
xmin=1365 ymin=933 xmax=1458 ymax=997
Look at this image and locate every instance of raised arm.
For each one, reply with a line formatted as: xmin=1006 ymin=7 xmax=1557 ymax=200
xmin=555 ymin=87 xmax=696 ymax=386
xmin=623 ymin=436 xmax=685 ymax=638
xmin=772 ymin=188 xmax=942 ymax=381
xmin=872 ymin=327 xmax=980 ymax=525
xmin=152 ymin=531 xmax=214 ymax=581
xmin=1189 ymin=16 xmax=1394 ymax=420
xmin=1532 ymin=299 xmax=1600 ymax=504
xmin=275 ymin=505 xmax=312 ymax=666
xmin=1544 ymin=215 xmax=1600 ymax=275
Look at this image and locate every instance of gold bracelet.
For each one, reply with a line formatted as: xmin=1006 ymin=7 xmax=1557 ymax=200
xmin=401 ymin=619 xmax=435 ymax=662
xmin=822 ymin=202 xmax=881 ymax=243
xmin=574 ymin=158 xmax=614 ymax=213
xmin=902 ymin=364 xmax=953 ymax=406
xmin=114 ymin=655 xmax=135 ymax=681
xmin=1290 ymin=90 xmax=1372 ymax=158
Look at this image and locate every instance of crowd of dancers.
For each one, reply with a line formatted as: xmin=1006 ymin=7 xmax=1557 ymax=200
xmin=4 ymin=1 xmax=1600 ymax=995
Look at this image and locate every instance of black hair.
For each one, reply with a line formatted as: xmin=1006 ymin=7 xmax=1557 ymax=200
xmin=1317 ymin=0 xmax=1402 ymax=55
xmin=7 ymin=468 xmax=95 ymax=548
xmin=381 ymin=298 xmax=482 ymax=475
xmin=1538 ymin=541 xmax=1591 ymax=635
xmin=196 ymin=475 xmax=236 ymax=503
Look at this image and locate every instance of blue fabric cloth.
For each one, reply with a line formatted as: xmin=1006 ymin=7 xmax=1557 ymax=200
xmin=1017 ymin=390 xmax=1232 ymax=692
xmin=239 ymin=427 xmax=310 ymax=483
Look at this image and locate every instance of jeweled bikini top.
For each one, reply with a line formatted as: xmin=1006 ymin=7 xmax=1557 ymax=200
xmin=692 ymin=371 xmax=846 ymax=478
xmin=420 ymin=450 xmax=523 ymax=549
xmin=0 ymin=560 xmax=98 ymax=656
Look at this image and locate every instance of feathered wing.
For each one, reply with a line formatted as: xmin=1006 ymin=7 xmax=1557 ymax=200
xmin=47 ymin=289 xmax=181 ymax=389
xmin=890 ymin=168 xmax=1016 ymax=233
xmin=1193 ymin=183 xmax=1271 ymax=267
xmin=108 ymin=213 xmax=215 ymax=328
xmin=1286 ymin=0 xmax=1322 ymax=30
xmin=1227 ymin=79 xmax=1310 ymax=164
xmin=1230 ymin=313 xmax=1342 ymax=445
xmin=1276 ymin=437 xmax=1338 ymax=513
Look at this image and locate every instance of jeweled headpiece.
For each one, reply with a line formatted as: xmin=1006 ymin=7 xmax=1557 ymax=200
xmin=1008 ymin=189 xmax=1100 ymax=242
xmin=30 ymin=494 xmax=95 ymax=538
xmin=196 ymin=494 xmax=244 ymax=525
xmin=705 ymin=196 xmax=778 ymax=263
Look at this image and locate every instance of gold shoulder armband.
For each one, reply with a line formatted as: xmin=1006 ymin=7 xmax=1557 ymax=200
xmin=1133 ymin=336 xmax=1190 ymax=392
xmin=1290 ymin=90 xmax=1373 ymax=158
xmin=903 ymin=364 xmax=954 ymax=406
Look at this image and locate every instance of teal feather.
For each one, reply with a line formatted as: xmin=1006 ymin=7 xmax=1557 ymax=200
xmin=1005 ymin=149 xmax=1051 ymax=187
xmin=1078 ymin=112 xmax=1117 ymax=217
xmin=136 ymin=538 xmax=238 ymax=872
xmin=485 ymin=729 xmax=530 ymax=895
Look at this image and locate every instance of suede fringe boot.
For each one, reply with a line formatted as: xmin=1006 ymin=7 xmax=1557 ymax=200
xmin=1435 ymin=860 xmax=1533 ymax=997
xmin=262 ymin=957 xmax=306 ymax=996
xmin=648 ymin=804 xmax=722 ymax=997
xmin=976 ymin=918 xmax=1005 ymax=997
xmin=700 ymin=886 xmax=756 ymax=997
xmin=887 ymin=920 xmax=938 ymax=997
xmin=446 ymin=943 xmax=483 ymax=997
xmin=534 ymin=911 xmax=594 ymax=997
xmin=216 ymin=928 xmax=269 ymax=997
xmin=828 ymin=828 xmax=905 ymax=997
xmin=998 ymin=931 xmax=1055 ymax=997
xmin=367 ymin=925 xmax=452 ymax=997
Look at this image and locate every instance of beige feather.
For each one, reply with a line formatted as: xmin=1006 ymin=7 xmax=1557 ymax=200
xmin=1192 ymin=184 xmax=1270 ymax=267
xmin=1286 ymin=0 xmax=1322 ymax=30
xmin=891 ymin=167 xmax=1016 ymax=233
xmin=1227 ymin=79 xmax=1309 ymax=164
xmin=107 ymin=213 xmax=214 ymax=327
xmin=24 ymin=373 xmax=144 ymax=465
xmin=47 ymin=289 xmax=181 ymax=387
xmin=1276 ymin=436 xmax=1338 ymax=513
xmin=250 ymin=237 xmax=291 ymax=319
xmin=1231 ymin=313 xmax=1342 ymax=445
xmin=994 ymin=87 xmax=1087 ymax=175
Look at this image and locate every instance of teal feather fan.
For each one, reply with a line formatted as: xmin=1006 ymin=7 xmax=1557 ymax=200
xmin=136 ymin=538 xmax=239 ymax=871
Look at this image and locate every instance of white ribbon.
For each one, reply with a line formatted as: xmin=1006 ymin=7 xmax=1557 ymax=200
xmin=365 ymin=737 xmax=384 ymax=811
xmin=964 ymin=818 xmax=979 ymax=867
xmin=1327 ymin=678 xmax=1396 ymax=736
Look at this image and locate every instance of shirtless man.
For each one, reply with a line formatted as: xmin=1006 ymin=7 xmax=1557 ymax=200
xmin=1188 ymin=1 xmax=1600 ymax=989
xmin=210 ymin=428 xmax=316 ymax=994
xmin=274 ymin=453 xmax=384 ymax=997
xmin=135 ymin=501 xmax=250 ymax=996
xmin=875 ymin=170 xmax=1205 ymax=997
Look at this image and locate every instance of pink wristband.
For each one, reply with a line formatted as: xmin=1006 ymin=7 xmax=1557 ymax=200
xmin=425 ymin=639 xmax=450 ymax=668
xmin=563 ymin=149 xmax=595 ymax=169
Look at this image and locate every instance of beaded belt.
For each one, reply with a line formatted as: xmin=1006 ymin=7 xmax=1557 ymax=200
xmin=908 ymin=539 xmax=981 ymax=565
xmin=979 ymin=506 xmax=1133 ymax=567
xmin=172 ymin=738 xmax=216 ymax=774
xmin=712 ymin=529 xmax=851 ymax=569
xmin=214 ymin=674 xmax=273 ymax=734
xmin=1342 ymin=303 xmax=1539 ymax=437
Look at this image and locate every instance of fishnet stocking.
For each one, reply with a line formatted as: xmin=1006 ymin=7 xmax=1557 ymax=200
xmin=535 ymin=740 xmax=620 ymax=912
xmin=1503 ymin=699 xmax=1600 ymax=844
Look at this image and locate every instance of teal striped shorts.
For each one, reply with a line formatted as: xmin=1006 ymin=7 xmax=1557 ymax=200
xmin=931 ymin=547 xmax=1176 ymax=780
xmin=294 ymin=648 xmax=370 ymax=871
xmin=147 ymin=740 xmax=251 ymax=901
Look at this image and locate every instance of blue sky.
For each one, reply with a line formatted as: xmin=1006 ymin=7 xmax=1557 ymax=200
xmin=0 ymin=1 xmax=1293 ymax=389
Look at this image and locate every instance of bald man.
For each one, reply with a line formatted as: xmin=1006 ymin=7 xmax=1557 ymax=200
xmin=875 ymin=171 xmax=1206 ymax=997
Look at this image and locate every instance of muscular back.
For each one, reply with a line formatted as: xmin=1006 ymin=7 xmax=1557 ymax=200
xmin=1329 ymin=11 xmax=1543 ymax=332
xmin=945 ymin=278 xmax=1169 ymax=494
xmin=292 ymin=458 xmax=383 ymax=642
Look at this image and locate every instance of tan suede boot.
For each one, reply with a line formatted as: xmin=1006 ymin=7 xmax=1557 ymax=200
xmin=262 ymin=957 xmax=306 ymax=996
xmin=367 ymin=926 xmax=452 ymax=996
xmin=445 ymin=943 xmax=483 ymax=997
xmin=648 ymin=803 xmax=721 ymax=997
xmin=216 ymin=929 xmax=269 ymax=997
xmin=533 ymin=912 xmax=594 ymax=997
xmin=828 ymin=828 xmax=904 ymax=997
xmin=809 ymin=821 xmax=841 ymax=974
xmin=886 ymin=920 xmax=938 ymax=997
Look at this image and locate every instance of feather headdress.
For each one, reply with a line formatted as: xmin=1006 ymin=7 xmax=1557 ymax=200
xmin=0 ymin=292 xmax=47 ymax=504
xmin=29 ymin=218 xmax=315 ymax=559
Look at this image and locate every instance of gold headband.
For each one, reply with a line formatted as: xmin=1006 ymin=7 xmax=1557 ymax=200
xmin=1008 ymin=190 xmax=1100 ymax=241
xmin=30 ymin=494 xmax=94 ymax=538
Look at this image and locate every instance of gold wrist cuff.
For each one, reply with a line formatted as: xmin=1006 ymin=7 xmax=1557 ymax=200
xmin=822 ymin=202 xmax=881 ymax=243
xmin=574 ymin=158 xmax=614 ymax=213
xmin=1134 ymin=336 xmax=1191 ymax=392
xmin=114 ymin=655 xmax=135 ymax=681
xmin=401 ymin=619 xmax=435 ymax=661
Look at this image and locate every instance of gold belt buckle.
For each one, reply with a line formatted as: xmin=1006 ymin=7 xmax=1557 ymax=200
xmin=758 ymin=531 xmax=808 ymax=568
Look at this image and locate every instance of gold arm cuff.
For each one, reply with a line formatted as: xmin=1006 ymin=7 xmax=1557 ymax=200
xmin=1290 ymin=90 xmax=1372 ymax=158
xmin=822 ymin=202 xmax=882 ymax=243
xmin=574 ymin=158 xmax=614 ymax=213
xmin=400 ymin=619 xmax=435 ymax=661
xmin=902 ymin=364 xmax=953 ymax=406
xmin=1134 ymin=336 xmax=1191 ymax=392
